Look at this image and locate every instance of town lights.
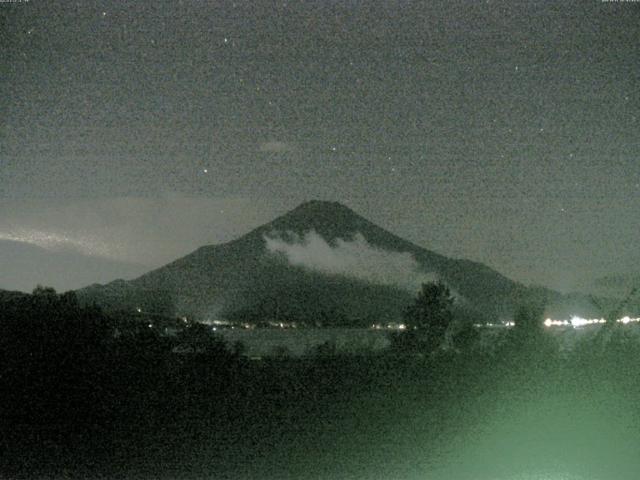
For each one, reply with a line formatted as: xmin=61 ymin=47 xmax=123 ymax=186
xmin=543 ymin=316 xmax=639 ymax=328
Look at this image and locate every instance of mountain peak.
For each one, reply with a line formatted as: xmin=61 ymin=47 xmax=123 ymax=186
xmin=266 ymin=200 xmax=372 ymax=241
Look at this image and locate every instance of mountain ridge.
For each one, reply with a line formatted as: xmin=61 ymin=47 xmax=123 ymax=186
xmin=76 ymin=200 xmax=604 ymax=324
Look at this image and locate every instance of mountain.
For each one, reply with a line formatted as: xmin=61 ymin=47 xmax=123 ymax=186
xmin=0 ymin=239 xmax=148 ymax=293
xmin=76 ymin=200 xmax=604 ymax=325
xmin=591 ymin=273 xmax=640 ymax=298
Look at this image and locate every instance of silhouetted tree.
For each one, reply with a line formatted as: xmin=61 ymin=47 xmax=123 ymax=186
xmin=0 ymin=285 xmax=115 ymax=442
xmin=397 ymin=281 xmax=455 ymax=353
xmin=32 ymin=284 xmax=58 ymax=299
xmin=405 ymin=282 xmax=453 ymax=328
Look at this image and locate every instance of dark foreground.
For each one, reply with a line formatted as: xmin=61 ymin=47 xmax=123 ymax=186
xmin=3 ymin=343 xmax=640 ymax=480
xmin=2 ymin=292 xmax=640 ymax=479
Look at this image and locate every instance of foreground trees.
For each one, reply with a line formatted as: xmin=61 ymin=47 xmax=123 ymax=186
xmin=391 ymin=281 xmax=455 ymax=353
xmin=404 ymin=282 xmax=454 ymax=333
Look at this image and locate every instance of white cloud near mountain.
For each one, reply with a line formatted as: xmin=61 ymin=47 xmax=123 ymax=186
xmin=259 ymin=140 xmax=294 ymax=153
xmin=264 ymin=230 xmax=437 ymax=292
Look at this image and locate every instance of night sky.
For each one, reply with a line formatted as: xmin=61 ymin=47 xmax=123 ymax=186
xmin=1 ymin=0 xmax=639 ymax=293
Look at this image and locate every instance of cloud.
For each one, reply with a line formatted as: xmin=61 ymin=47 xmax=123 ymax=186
xmin=0 ymin=228 xmax=113 ymax=258
xmin=0 ymin=194 xmax=270 ymax=267
xmin=264 ymin=230 xmax=437 ymax=292
xmin=258 ymin=140 xmax=294 ymax=153
xmin=0 ymin=239 xmax=146 ymax=292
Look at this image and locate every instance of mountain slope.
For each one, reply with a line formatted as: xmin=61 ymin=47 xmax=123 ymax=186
xmin=77 ymin=200 xmax=594 ymax=324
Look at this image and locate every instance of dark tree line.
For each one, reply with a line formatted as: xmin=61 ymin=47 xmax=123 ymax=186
xmin=2 ymin=281 xmax=640 ymax=479
xmin=390 ymin=281 xmax=457 ymax=354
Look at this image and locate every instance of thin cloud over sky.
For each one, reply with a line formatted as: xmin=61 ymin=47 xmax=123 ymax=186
xmin=0 ymin=194 xmax=271 ymax=266
xmin=258 ymin=141 xmax=294 ymax=153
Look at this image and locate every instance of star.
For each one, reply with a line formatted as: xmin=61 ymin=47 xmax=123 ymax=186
xmin=203 ymin=168 xmax=208 ymax=174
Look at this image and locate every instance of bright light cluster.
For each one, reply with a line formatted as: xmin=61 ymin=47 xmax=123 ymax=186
xmin=472 ymin=322 xmax=515 ymax=328
xmin=619 ymin=315 xmax=638 ymax=324
xmin=544 ymin=316 xmax=640 ymax=328
xmin=371 ymin=323 xmax=407 ymax=330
